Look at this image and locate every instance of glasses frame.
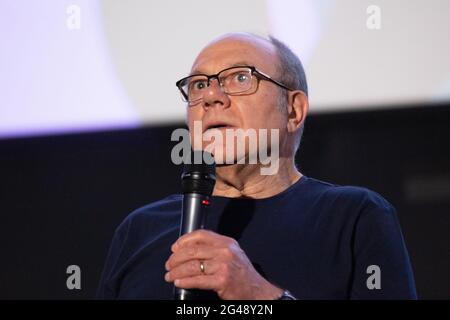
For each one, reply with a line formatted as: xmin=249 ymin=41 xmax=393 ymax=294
xmin=175 ymin=65 xmax=294 ymax=103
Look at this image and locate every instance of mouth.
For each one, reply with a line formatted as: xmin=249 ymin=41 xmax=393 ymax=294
xmin=203 ymin=122 xmax=235 ymax=133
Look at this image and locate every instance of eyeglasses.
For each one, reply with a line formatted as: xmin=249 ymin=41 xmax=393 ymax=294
xmin=175 ymin=65 xmax=294 ymax=104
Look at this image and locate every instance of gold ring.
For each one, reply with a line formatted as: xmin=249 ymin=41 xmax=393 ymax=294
xmin=200 ymin=260 xmax=205 ymax=274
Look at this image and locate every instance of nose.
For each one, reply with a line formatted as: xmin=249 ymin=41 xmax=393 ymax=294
xmin=201 ymin=78 xmax=230 ymax=110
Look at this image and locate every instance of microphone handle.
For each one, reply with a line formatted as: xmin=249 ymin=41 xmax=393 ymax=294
xmin=174 ymin=193 xmax=210 ymax=300
xmin=180 ymin=193 xmax=209 ymax=235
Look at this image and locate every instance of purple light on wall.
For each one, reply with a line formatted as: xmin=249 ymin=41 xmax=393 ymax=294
xmin=0 ymin=0 xmax=139 ymax=139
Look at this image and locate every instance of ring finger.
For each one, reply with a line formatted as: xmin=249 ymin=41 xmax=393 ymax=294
xmin=165 ymin=259 xmax=217 ymax=282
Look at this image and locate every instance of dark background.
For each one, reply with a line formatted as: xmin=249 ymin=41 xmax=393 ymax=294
xmin=0 ymin=103 xmax=449 ymax=299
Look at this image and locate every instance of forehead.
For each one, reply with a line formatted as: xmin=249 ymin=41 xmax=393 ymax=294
xmin=190 ymin=35 xmax=279 ymax=75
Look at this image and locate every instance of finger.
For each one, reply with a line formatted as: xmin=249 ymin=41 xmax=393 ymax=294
xmin=172 ymin=229 xmax=232 ymax=252
xmin=165 ymin=245 xmax=219 ymax=270
xmin=165 ymin=259 xmax=218 ymax=282
xmin=172 ymin=230 xmax=218 ymax=252
xmin=174 ymin=274 xmax=223 ymax=291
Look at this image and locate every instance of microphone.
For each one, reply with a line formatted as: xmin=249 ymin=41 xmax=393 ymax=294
xmin=174 ymin=151 xmax=216 ymax=300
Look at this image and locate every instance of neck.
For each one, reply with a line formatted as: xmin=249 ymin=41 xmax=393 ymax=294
xmin=212 ymin=157 xmax=302 ymax=199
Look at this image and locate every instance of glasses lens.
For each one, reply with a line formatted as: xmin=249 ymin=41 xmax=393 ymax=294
xmin=182 ymin=75 xmax=208 ymax=102
xmin=220 ymin=68 xmax=253 ymax=94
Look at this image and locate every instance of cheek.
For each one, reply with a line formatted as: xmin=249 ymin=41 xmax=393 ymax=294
xmin=240 ymin=94 xmax=284 ymax=130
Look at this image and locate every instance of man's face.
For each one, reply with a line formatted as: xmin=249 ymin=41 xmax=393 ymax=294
xmin=186 ymin=35 xmax=288 ymax=164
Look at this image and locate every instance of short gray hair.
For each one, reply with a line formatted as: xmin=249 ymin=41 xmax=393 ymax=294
xmin=269 ymin=36 xmax=308 ymax=153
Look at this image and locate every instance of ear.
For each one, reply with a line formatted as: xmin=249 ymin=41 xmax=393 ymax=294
xmin=286 ymin=90 xmax=308 ymax=134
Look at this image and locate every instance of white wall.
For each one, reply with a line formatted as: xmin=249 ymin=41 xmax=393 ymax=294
xmin=1 ymin=0 xmax=449 ymax=138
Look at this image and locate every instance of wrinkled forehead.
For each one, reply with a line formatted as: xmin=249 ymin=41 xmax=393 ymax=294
xmin=190 ymin=34 xmax=279 ymax=76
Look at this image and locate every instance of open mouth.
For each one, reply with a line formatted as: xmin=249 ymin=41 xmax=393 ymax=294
xmin=208 ymin=124 xmax=232 ymax=129
xmin=204 ymin=123 xmax=234 ymax=132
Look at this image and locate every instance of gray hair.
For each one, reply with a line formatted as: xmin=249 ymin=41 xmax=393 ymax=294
xmin=269 ymin=36 xmax=308 ymax=153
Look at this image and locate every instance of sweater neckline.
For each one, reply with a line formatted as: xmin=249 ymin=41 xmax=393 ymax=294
xmin=210 ymin=175 xmax=308 ymax=203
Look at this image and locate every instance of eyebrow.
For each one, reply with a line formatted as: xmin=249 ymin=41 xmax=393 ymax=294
xmin=190 ymin=61 xmax=253 ymax=76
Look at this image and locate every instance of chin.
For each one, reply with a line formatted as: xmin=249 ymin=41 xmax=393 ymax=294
xmin=206 ymin=145 xmax=250 ymax=165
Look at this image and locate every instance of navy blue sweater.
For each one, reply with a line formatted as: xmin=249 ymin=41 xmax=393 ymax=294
xmin=97 ymin=175 xmax=417 ymax=299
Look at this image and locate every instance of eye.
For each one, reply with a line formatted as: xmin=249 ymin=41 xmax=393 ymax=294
xmin=235 ymin=72 xmax=249 ymax=83
xmin=190 ymin=79 xmax=208 ymax=91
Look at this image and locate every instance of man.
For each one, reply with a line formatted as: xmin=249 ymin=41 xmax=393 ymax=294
xmin=97 ymin=33 xmax=417 ymax=299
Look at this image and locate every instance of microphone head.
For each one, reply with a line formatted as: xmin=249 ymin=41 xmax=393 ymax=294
xmin=181 ymin=151 xmax=216 ymax=195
